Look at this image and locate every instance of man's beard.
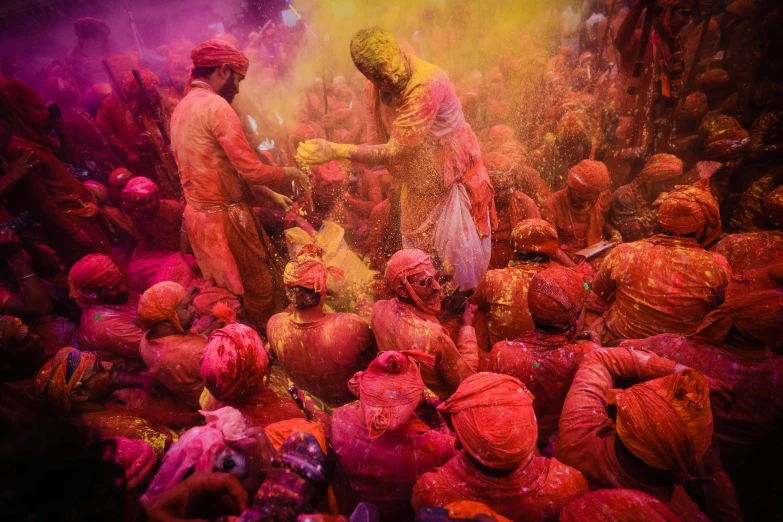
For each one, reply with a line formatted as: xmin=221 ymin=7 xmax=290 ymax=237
xmin=219 ymin=73 xmax=239 ymax=103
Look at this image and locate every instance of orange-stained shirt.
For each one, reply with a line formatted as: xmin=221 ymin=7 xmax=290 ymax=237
xmin=139 ymin=332 xmax=206 ymax=408
xmin=710 ymin=231 xmax=783 ymax=275
xmin=542 ymin=189 xmax=612 ymax=251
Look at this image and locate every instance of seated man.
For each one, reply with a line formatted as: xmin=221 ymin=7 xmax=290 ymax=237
xmin=138 ymin=282 xmax=205 ymax=408
xmin=68 ymin=254 xmax=144 ymax=364
xmin=200 ymin=323 xmax=307 ymax=427
xmin=590 ymin=186 xmax=731 ymax=342
xmin=472 ymin=219 xmax=559 ymax=354
xmin=412 ymin=373 xmax=588 ymax=520
xmin=267 ymin=245 xmax=377 ymax=408
xmin=331 ymin=351 xmax=457 ymax=521
xmin=486 ymin=170 xmax=540 ymax=269
xmin=0 ymin=315 xmax=49 ymax=381
xmin=610 ymin=154 xmax=684 ymax=242
xmin=371 ymin=249 xmax=478 ymax=399
xmin=559 ymin=489 xmax=681 ymax=521
xmin=556 ymin=348 xmax=742 ymax=522
xmin=487 ymin=266 xmax=597 ymax=449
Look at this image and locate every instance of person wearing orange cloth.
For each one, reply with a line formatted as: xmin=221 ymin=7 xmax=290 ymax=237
xmin=138 ymin=282 xmax=205 ymax=408
xmin=297 ymin=27 xmax=495 ymax=291
xmin=486 ymin=169 xmax=541 ymax=269
xmin=412 ymin=373 xmax=588 ymax=521
xmin=559 ymin=489 xmax=681 ymax=522
xmin=199 ymin=323 xmax=308 ymax=427
xmin=541 ymin=159 xmax=619 ymax=261
xmin=487 ymin=266 xmax=597 ymax=450
xmin=371 ymin=249 xmax=478 ymax=399
xmin=1 ymin=77 xmax=112 ymax=264
xmin=589 ymin=186 xmax=731 ymax=342
xmin=267 ymin=245 xmax=377 ymax=408
xmin=556 ymin=348 xmax=742 ymax=522
xmin=68 ymin=254 xmax=144 ymax=364
xmin=169 ymin=39 xmax=309 ymax=330
xmin=471 ymin=219 xmax=559 ymax=356
xmin=330 ymin=351 xmax=457 ymax=521
xmin=610 ymin=154 xmax=684 ymax=242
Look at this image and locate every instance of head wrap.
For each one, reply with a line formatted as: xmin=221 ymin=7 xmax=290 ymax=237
xmin=0 ymin=315 xmax=24 ymax=347
xmin=640 ymin=154 xmax=684 ymax=183
xmin=385 ymin=249 xmax=433 ymax=290
xmin=121 ymin=176 xmax=160 ymax=209
xmin=559 ymin=489 xmax=681 ymax=522
xmin=106 ymin=437 xmax=156 ymax=490
xmin=68 ymin=254 xmax=124 ymax=306
xmin=83 ymin=181 xmax=108 ymax=206
xmin=658 ymin=185 xmax=721 ymax=243
xmin=511 ymin=219 xmax=559 ymax=257
xmin=762 ymin=186 xmax=783 ymax=228
xmin=614 ymin=369 xmax=713 ymax=477
xmin=283 ymin=244 xmax=343 ymax=294
xmin=121 ymin=68 xmax=159 ymax=101
xmin=191 ymin=39 xmax=250 ymax=77
xmin=556 ymin=110 xmax=592 ymax=149
xmin=35 ymin=347 xmax=100 ymax=414
xmin=109 ymin=168 xmax=134 ymax=193
xmin=201 ymin=324 xmax=268 ymax=403
xmin=347 ymin=350 xmax=435 ymax=438
xmin=0 ymin=76 xmax=48 ymax=142
xmin=528 ymin=267 xmax=588 ymax=329
xmin=567 ymin=160 xmax=611 ymax=196
xmin=438 ymin=373 xmax=537 ymax=469
xmin=678 ymin=92 xmax=708 ymax=124
xmin=138 ymin=282 xmax=187 ymax=332
xmin=691 ymin=289 xmax=783 ymax=351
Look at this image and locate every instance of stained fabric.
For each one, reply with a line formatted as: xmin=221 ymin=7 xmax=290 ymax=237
xmin=640 ymin=154 xmax=684 ymax=182
xmin=263 ymin=418 xmax=327 ymax=453
xmin=35 ymin=347 xmax=100 ymax=414
xmin=121 ymin=68 xmax=159 ymax=100
xmin=438 ymin=372 xmax=537 ymax=469
xmin=68 ymin=254 xmax=125 ymax=307
xmin=762 ymin=186 xmax=783 ymax=228
xmin=511 ymin=219 xmax=559 ymax=257
xmin=527 ymin=266 xmax=588 ymax=330
xmin=730 ymin=169 xmax=783 ymax=231
xmin=444 ymin=501 xmax=512 ymax=522
xmin=80 ymin=411 xmax=177 ymax=460
xmin=139 ymin=332 xmax=206 ymax=408
xmin=78 ymin=298 xmax=145 ymax=363
xmin=283 ymin=243 xmax=343 ymax=294
xmin=566 ymin=160 xmax=611 ymax=196
xmin=200 ymin=323 xmax=268 ymax=403
xmin=710 ymin=231 xmax=783 ymax=274
xmin=190 ymin=39 xmax=250 ymax=77
xmin=137 ymin=281 xmax=186 ymax=333
xmin=121 ymin=177 xmax=159 ymax=207
xmin=559 ymin=488 xmax=682 ymax=522
xmin=658 ymin=186 xmax=721 ymax=245
xmin=384 ymin=248 xmax=434 ymax=291
xmin=542 ymin=188 xmax=612 ymax=251
xmin=106 ymin=437 xmax=157 ymax=490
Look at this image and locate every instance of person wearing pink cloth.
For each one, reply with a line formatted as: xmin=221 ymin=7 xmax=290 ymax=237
xmin=169 ymin=39 xmax=309 ymax=330
xmin=331 ymin=351 xmax=457 ymax=521
xmin=371 ymin=249 xmax=478 ymax=399
xmin=267 ymin=245 xmax=377 ymax=408
xmin=412 ymin=373 xmax=588 ymax=521
xmin=138 ymin=282 xmax=205 ymax=408
xmin=487 ymin=266 xmax=597 ymax=449
xmin=68 ymin=254 xmax=144 ymax=364
xmin=559 ymin=489 xmax=681 ymax=522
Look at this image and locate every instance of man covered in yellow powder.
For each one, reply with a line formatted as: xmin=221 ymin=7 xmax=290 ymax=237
xmin=297 ymin=27 xmax=495 ymax=290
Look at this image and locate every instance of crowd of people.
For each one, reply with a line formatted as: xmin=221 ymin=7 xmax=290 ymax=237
xmin=1 ymin=0 xmax=782 ymax=520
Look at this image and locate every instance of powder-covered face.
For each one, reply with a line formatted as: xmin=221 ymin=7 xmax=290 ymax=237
xmin=354 ymin=47 xmax=409 ymax=95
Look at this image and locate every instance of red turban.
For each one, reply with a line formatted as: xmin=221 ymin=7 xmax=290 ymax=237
xmin=35 ymin=347 xmax=101 ymax=414
xmin=691 ymin=289 xmax=783 ymax=351
xmin=567 ymin=160 xmax=611 ymax=196
xmin=763 ymin=185 xmax=783 ymax=228
xmin=138 ymin=282 xmax=187 ymax=332
xmin=640 ymin=154 xmax=683 ymax=183
xmin=556 ymin=110 xmax=592 ymax=149
xmin=658 ymin=185 xmax=721 ymax=242
xmin=107 ymin=437 xmax=156 ymax=490
xmin=83 ymin=181 xmax=108 ymax=206
xmin=191 ymin=39 xmax=250 ymax=77
xmin=614 ymin=369 xmax=713 ymax=477
xmin=121 ymin=177 xmax=160 ymax=209
xmin=283 ymin=244 xmax=342 ymax=294
xmin=511 ymin=219 xmax=559 ymax=257
xmin=438 ymin=373 xmax=537 ymax=469
xmin=121 ymin=68 xmax=159 ymax=100
xmin=560 ymin=489 xmax=681 ymax=522
xmin=68 ymin=254 xmax=124 ymax=306
xmin=109 ymin=168 xmax=134 ymax=193
xmin=528 ymin=267 xmax=588 ymax=329
xmin=347 ymin=350 xmax=435 ymax=438
xmin=385 ymin=249 xmax=433 ymax=290
xmin=201 ymin=324 xmax=268 ymax=403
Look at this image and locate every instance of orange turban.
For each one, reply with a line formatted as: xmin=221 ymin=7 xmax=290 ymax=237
xmin=347 ymin=350 xmax=435 ymax=438
xmin=567 ymin=160 xmax=611 ymax=196
xmin=283 ymin=244 xmax=342 ymax=294
xmin=528 ymin=267 xmax=588 ymax=329
xmin=35 ymin=347 xmax=100 ymax=414
xmin=658 ymin=185 xmax=721 ymax=242
xmin=640 ymin=154 xmax=683 ymax=183
xmin=511 ymin=219 xmax=559 ymax=257
xmin=385 ymin=248 xmax=433 ymax=290
xmin=138 ymin=282 xmax=187 ymax=332
xmin=121 ymin=68 xmax=159 ymax=100
xmin=191 ymin=39 xmax=250 ymax=77
xmin=68 ymin=254 xmax=124 ymax=306
xmin=691 ymin=289 xmax=783 ymax=351
xmin=200 ymin=324 xmax=268 ymax=403
xmin=614 ymin=369 xmax=713 ymax=477
xmin=559 ymin=489 xmax=681 ymax=522
xmin=438 ymin=373 xmax=537 ymax=469
xmin=556 ymin=111 xmax=592 ymax=149
xmin=763 ymin=185 xmax=783 ymax=228
xmin=121 ymin=177 xmax=160 ymax=208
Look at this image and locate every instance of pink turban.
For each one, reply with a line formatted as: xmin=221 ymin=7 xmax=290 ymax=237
xmin=439 ymin=373 xmax=537 ymax=469
xmin=106 ymin=437 xmax=156 ymax=490
xmin=528 ymin=266 xmax=588 ymax=329
xmin=83 ymin=181 xmax=108 ymax=206
xmin=68 ymin=254 xmax=124 ymax=306
xmin=567 ymin=160 xmax=611 ymax=196
xmin=138 ymin=282 xmax=187 ymax=332
xmin=385 ymin=249 xmax=433 ymax=290
xmin=191 ymin=39 xmax=250 ymax=77
xmin=121 ymin=68 xmax=159 ymax=100
xmin=121 ymin=177 xmax=160 ymax=209
xmin=283 ymin=244 xmax=342 ymax=294
xmin=201 ymin=324 xmax=268 ymax=403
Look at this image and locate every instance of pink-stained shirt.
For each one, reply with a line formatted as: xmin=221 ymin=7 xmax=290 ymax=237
xmin=78 ymin=298 xmax=144 ymax=364
xmin=139 ymin=332 xmax=206 ymax=408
